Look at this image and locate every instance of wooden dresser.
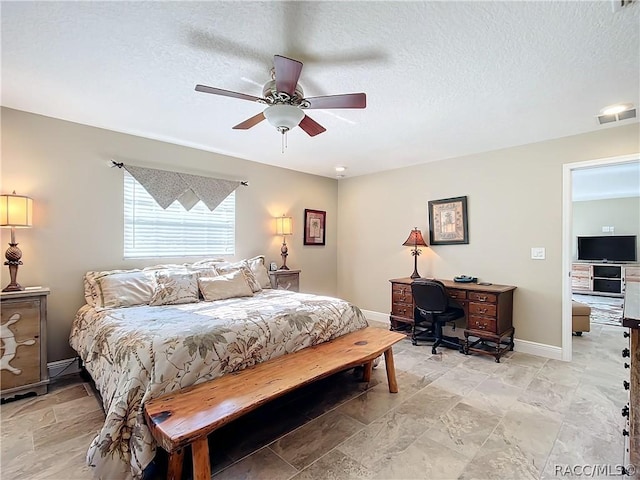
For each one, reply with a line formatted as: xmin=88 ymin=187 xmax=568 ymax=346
xmin=389 ymin=278 xmax=516 ymax=362
xmin=268 ymin=270 xmax=300 ymax=292
xmin=1 ymin=287 xmax=50 ymax=400
xmin=623 ymin=266 xmax=640 ymax=468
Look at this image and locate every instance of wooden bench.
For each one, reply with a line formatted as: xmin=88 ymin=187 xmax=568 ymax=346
xmin=144 ymin=326 xmax=405 ymax=480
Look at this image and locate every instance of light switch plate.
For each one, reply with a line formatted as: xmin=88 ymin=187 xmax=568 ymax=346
xmin=531 ymin=247 xmax=546 ymax=260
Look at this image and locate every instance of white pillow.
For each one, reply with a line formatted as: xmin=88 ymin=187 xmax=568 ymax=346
xmin=247 ymin=255 xmax=271 ymax=289
xmin=198 ymin=270 xmax=254 ymax=301
xmin=149 ymin=271 xmax=200 ymax=306
xmin=84 ymin=268 xmax=146 ymax=307
xmin=214 ymin=261 xmax=262 ymax=293
xmin=96 ymin=271 xmax=156 ymax=308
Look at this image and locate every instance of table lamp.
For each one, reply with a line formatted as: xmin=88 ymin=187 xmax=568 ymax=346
xmin=1 ymin=191 xmax=33 ymax=292
xmin=275 ymin=215 xmax=293 ymax=270
xmin=402 ymin=227 xmax=428 ymax=279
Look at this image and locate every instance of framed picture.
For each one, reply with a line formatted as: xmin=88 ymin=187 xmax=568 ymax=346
xmin=428 ymin=196 xmax=469 ymax=245
xmin=304 ymin=209 xmax=326 ymax=245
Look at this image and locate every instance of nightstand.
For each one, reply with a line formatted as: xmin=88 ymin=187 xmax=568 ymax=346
xmin=1 ymin=287 xmax=50 ymax=400
xmin=269 ymin=270 xmax=300 ymax=292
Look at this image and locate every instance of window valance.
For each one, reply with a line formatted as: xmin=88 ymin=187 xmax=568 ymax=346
xmin=113 ymin=162 xmax=246 ymax=211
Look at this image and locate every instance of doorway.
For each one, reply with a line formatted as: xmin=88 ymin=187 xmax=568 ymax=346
xmin=562 ymin=154 xmax=640 ymax=361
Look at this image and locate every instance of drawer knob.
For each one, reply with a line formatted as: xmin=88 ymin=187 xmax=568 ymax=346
xmin=623 ymin=380 xmax=630 ymax=390
xmin=622 ymin=348 xmax=630 ymax=358
xmin=624 ymin=331 xmax=630 ymax=338
xmin=478 ymin=296 xmax=487 ymax=302
xmin=622 ymin=405 xmax=629 ymax=417
xmin=478 ymin=308 xmax=487 ymax=314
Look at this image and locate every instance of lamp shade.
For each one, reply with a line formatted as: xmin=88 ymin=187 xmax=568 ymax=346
xmin=402 ymin=228 xmax=427 ymax=247
xmin=275 ymin=216 xmax=293 ymax=236
xmin=264 ymin=105 xmax=305 ymax=132
xmin=0 ymin=193 xmax=33 ymax=228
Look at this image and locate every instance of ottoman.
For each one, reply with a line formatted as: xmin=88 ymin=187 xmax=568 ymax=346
xmin=572 ymin=301 xmax=591 ymax=336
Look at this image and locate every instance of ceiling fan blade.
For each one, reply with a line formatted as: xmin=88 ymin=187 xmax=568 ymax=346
xmin=195 ymin=84 xmax=262 ymax=102
xmin=299 ymin=115 xmax=326 ymax=137
xmin=232 ymin=112 xmax=266 ymax=130
xmin=304 ymin=93 xmax=367 ymax=109
xmin=274 ymin=55 xmax=303 ymax=96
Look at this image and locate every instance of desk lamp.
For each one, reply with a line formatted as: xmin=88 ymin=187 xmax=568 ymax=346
xmin=275 ymin=215 xmax=293 ymax=270
xmin=403 ymin=227 xmax=428 ymax=279
xmin=1 ymin=191 xmax=33 ymax=291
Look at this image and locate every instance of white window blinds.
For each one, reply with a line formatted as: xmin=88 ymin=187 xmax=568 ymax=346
xmin=124 ymin=171 xmax=235 ymax=258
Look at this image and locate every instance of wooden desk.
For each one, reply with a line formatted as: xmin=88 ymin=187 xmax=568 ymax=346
xmin=389 ymin=277 xmax=516 ymax=362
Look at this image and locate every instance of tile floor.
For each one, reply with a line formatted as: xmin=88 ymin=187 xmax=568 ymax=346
xmin=0 ymin=323 xmax=632 ymax=480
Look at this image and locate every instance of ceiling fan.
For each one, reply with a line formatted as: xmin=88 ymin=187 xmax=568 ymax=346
xmin=195 ymin=55 xmax=366 ymax=137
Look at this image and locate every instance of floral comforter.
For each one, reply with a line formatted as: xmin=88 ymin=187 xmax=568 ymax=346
xmin=69 ymin=289 xmax=368 ymax=479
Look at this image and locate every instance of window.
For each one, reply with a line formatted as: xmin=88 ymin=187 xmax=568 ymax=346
xmin=124 ymin=171 xmax=235 ymax=258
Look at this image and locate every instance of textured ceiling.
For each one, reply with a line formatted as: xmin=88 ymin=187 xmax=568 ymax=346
xmin=1 ymin=1 xmax=639 ymax=179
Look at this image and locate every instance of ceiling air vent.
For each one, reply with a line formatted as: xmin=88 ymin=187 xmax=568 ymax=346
xmin=611 ymin=0 xmax=635 ymax=12
xmin=598 ymin=108 xmax=636 ymax=125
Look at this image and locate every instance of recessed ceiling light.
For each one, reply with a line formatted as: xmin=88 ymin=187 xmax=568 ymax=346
xmin=335 ymin=166 xmax=347 ymax=173
xmin=600 ymin=103 xmax=634 ymax=116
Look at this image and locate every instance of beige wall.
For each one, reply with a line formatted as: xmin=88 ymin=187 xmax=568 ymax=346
xmin=573 ymin=197 xmax=640 ymax=259
xmin=1 ymin=108 xmax=338 ymax=361
xmin=337 ymin=124 xmax=640 ymax=347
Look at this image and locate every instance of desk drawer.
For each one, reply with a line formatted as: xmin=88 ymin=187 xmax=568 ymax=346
xmin=469 ymin=302 xmax=497 ymax=318
xmin=391 ymin=302 xmax=413 ymax=319
xmin=392 ymin=290 xmax=413 ymax=304
xmin=468 ymin=292 xmax=497 ymax=304
xmin=448 ymin=289 xmax=467 ymax=300
xmin=468 ymin=316 xmax=497 ymax=333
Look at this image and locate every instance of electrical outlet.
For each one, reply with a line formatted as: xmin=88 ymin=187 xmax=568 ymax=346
xmin=602 ymin=226 xmax=610 ymax=233
xmin=531 ymin=247 xmax=546 ymax=260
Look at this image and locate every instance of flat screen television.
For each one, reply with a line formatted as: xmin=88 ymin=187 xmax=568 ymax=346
xmin=577 ymin=235 xmax=637 ymax=262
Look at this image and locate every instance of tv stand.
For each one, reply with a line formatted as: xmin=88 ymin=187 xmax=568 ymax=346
xmin=572 ymin=262 xmax=639 ymax=298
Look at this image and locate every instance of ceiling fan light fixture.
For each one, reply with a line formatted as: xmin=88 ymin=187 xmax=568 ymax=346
xmin=264 ymin=104 xmax=305 ymax=133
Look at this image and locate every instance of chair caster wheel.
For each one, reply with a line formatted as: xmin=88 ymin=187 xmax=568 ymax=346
xmin=575 ymin=332 xmax=582 ymax=336
xmin=411 ymin=340 xmax=417 ymax=346
xmin=431 ymin=347 xmax=437 ymax=355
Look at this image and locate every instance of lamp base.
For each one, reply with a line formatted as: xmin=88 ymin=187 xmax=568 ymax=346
xmin=3 ymin=263 xmax=24 ymax=292
xmin=280 ymin=241 xmax=290 ymax=270
xmin=410 ymin=271 xmax=421 ymax=279
xmin=2 ymin=282 xmax=24 ymax=292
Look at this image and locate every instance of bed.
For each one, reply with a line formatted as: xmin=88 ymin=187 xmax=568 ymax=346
xmin=69 ymin=258 xmax=369 ymax=480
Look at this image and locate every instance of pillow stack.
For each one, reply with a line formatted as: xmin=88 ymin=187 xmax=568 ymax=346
xmin=82 ymin=255 xmax=274 ymax=308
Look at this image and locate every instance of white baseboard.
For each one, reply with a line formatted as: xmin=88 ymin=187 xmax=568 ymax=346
xmin=512 ymin=339 xmax=562 ymax=360
xmin=47 ymin=357 xmax=81 ymax=379
xmin=361 ymin=309 xmax=389 ymax=329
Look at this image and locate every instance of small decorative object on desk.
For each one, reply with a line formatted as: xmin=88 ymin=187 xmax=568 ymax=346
xmin=269 ymin=261 xmax=278 ymax=272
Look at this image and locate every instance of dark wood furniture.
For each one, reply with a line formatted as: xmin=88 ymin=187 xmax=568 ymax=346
xmin=623 ymin=266 xmax=640 ymax=468
xmin=1 ymin=287 xmax=50 ymax=400
xmin=144 ymin=327 xmax=405 ymax=480
xmin=389 ymin=277 xmax=516 ymax=362
xmin=268 ymin=269 xmax=300 ymax=292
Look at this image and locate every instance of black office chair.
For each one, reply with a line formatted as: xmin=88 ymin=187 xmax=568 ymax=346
xmin=411 ymin=279 xmax=465 ymax=354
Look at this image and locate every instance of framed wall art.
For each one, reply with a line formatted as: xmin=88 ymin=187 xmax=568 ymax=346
xmin=428 ymin=196 xmax=469 ymax=245
xmin=304 ymin=209 xmax=326 ymax=245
